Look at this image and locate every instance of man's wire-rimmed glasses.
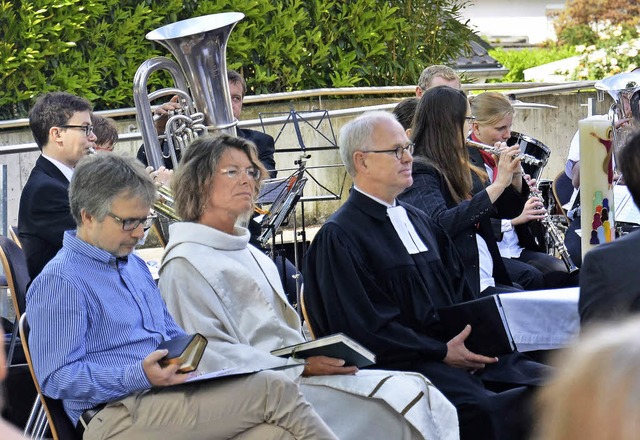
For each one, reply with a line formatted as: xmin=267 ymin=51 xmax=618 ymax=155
xmin=362 ymin=142 xmax=414 ymax=160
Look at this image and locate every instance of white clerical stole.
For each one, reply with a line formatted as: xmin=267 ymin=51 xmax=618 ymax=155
xmin=387 ymin=205 xmax=429 ymax=255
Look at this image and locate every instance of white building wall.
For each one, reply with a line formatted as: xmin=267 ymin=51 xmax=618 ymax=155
xmin=459 ymin=0 xmax=565 ymax=44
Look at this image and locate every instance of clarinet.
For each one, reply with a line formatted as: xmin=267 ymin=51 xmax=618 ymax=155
xmin=529 ymin=181 xmax=579 ymax=274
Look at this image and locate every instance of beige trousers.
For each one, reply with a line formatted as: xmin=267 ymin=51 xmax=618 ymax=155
xmin=83 ymin=370 xmax=337 ymax=440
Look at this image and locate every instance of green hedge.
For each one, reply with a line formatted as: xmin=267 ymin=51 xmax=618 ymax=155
xmin=0 ymin=0 xmax=473 ymax=119
xmin=488 ymin=46 xmax=578 ymax=83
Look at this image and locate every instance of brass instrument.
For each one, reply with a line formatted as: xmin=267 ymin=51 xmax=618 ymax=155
xmin=133 ymin=13 xmax=244 ymax=169
xmin=154 ymin=185 xmax=180 ymax=221
xmin=465 ymin=139 xmax=544 ymax=167
xmin=595 ymin=71 xmax=640 ymax=166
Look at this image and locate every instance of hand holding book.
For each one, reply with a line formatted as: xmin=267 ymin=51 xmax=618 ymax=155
xmin=301 ymin=355 xmax=359 ymax=377
xmin=270 ymin=333 xmax=376 ymax=369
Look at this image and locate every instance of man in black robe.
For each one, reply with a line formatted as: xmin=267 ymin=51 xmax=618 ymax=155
xmin=303 ymin=111 xmax=548 ymax=440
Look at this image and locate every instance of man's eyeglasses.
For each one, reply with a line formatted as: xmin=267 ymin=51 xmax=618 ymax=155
xmin=107 ymin=212 xmax=157 ymax=231
xmin=59 ymin=125 xmax=94 ymax=137
xmin=219 ymin=166 xmax=261 ymax=181
xmin=362 ymin=143 xmax=414 ymax=160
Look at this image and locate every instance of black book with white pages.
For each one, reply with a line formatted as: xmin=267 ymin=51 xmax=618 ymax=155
xmin=270 ymin=333 xmax=377 ymax=368
xmin=437 ymin=295 xmax=516 ymax=358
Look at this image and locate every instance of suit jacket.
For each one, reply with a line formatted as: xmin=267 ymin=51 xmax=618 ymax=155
xmin=399 ymin=161 xmax=512 ymax=297
xmin=18 ymin=156 xmax=76 ymax=279
xmin=579 ymin=229 xmax=640 ymax=324
xmin=237 ymin=127 xmax=277 ymax=178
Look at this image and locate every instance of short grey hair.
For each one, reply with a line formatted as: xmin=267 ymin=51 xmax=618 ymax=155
xmin=339 ymin=111 xmax=398 ymax=177
xmin=69 ymin=154 xmax=157 ymax=226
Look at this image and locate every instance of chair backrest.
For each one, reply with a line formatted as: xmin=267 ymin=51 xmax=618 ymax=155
xmin=19 ymin=314 xmax=81 ymax=440
xmin=299 ymin=287 xmax=316 ymax=340
xmin=8 ymin=226 xmax=22 ymax=249
xmin=0 ymin=236 xmax=30 ymax=318
xmin=552 ymin=171 xmax=575 ymax=217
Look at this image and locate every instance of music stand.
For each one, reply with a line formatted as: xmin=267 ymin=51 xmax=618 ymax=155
xmin=258 ymin=166 xmax=307 ymax=247
xmin=258 ymin=108 xmax=346 ymax=248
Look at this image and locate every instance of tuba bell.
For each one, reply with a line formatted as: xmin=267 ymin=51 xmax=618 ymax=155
xmin=595 ymin=71 xmax=640 ymax=166
xmin=133 ymin=12 xmax=244 ymax=169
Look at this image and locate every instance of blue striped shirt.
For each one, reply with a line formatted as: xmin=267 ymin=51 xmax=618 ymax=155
xmin=25 ymin=231 xmax=186 ymax=425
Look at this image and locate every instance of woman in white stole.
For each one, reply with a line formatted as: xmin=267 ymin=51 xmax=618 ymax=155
xmin=158 ymin=134 xmax=458 ymax=440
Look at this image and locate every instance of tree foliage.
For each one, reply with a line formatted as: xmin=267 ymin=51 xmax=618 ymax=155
xmin=554 ymin=0 xmax=640 ymax=45
xmin=0 ymin=0 xmax=474 ymax=119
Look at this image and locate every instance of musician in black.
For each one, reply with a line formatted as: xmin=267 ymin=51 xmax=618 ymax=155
xmin=136 ymin=70 xmax=276 ymax=177
xmin=469 ymin=92 xmax=575 ymax=288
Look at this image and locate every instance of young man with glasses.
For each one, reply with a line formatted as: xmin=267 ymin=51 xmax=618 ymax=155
xmin=26 ymin=153 xmax=337 ymax=440
xmin=18 ymin=91 xmax=98 ymax=279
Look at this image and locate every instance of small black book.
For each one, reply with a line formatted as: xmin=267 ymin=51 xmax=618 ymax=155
xmin=270 ymin=333 xmax=376 ymax=368
xmin=158 ymin=333 xmax=208 ymax=373
xmin=437 ymin=295 xmax=516 ymax=357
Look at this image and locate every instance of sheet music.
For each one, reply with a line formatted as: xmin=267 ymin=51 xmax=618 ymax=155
xmin=185 ymin=364 xmax=303 ymax=384
xmin=614 ymin=185 xmax=640 ymax=225
xmin=257 ymin=178 xmax=288 ymax=205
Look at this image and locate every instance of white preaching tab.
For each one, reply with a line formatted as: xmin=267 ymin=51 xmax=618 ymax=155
xmin=387 ymin=206 xmax=428 ymax=254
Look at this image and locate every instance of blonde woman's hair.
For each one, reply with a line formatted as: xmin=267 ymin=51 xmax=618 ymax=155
xmin=468 ymin=92 xmax=514 ymax=127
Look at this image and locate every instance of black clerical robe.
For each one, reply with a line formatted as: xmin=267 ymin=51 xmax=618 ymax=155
xmin=304 ymin=189 xmax=473 ymax=366
xmin=304 ymin=189 xmax=549 ymax=440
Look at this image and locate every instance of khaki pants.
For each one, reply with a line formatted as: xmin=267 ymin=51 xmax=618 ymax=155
xmin=83 ymin=370 xmax=336 ymax=440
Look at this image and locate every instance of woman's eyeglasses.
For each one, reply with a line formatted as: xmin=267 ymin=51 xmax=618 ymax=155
xmin=219 ymin=166 xmax=261 ymax=181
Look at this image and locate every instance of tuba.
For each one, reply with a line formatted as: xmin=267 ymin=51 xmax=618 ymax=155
xmin=594 ymin=71 xmax=640 ymax=165
xmin=133 ymin=12 xmax=244 ymax=169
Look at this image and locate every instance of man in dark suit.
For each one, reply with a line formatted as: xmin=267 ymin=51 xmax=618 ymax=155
xmin=228 ymin=69 xmax=277 ymax=177
xmin=579 ymin=130 xmax=640 ymax=325
xmin=137 ymin=70 xmax=277 ymax=177
xmin=18 ymin=92 xmax=97 ymax=279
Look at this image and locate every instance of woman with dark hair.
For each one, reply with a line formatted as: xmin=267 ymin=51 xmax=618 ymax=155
xmin=398 ymin=86 xmax=525 ymax=297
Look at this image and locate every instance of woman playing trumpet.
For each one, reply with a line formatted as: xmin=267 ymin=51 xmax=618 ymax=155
xmin=469 ymin=92 xmax=576 ymax=288
xmin=399 ymin=86 xmax=527 ymax=296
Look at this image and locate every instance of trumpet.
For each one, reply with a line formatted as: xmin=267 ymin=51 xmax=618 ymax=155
xmin=466 ymin=139 xmax=544 ymax=166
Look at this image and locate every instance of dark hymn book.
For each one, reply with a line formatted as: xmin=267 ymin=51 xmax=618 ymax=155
xmin=270 ymin=333 xmax=376 ymax=368
xmin=158 ymin=333 xmax=208 ymax=373
xmin=437 ymin=295 xmax=516 ymax=358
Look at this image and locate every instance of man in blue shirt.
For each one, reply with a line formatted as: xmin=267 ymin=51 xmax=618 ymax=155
xmin=26 ymin=153 xmax=336 ymax=440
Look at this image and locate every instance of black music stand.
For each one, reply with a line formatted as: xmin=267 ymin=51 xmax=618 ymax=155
xmin=256 ymin=107 xmax=347 ymax=315
xmin=258 ymin=108 xmax=346 ymax=253
xmin=257 ymin=166 xmax=307 ymax=247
